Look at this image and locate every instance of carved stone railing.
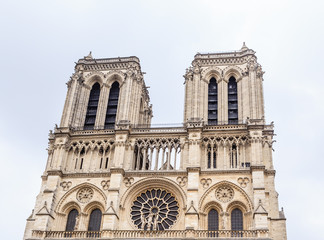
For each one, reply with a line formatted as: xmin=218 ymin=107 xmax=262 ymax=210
xmin=31 ymin=229 xmax=269 ymax=239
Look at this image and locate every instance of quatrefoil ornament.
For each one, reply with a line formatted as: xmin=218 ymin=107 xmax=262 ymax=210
xmin=237 ymin=177 xmax=249 ymax=188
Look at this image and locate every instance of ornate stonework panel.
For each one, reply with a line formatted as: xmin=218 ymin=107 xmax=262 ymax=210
xmin=60 ymin=181 xmax=72 ymax=191
xmin=130 ymin=188 xmax=179 ymax=230
xmin=200 ymin=178 xmax=212 ymax=188
xmin=76 ymin=187 xmax=94 ymax=203
xmin=237 ymin=177 xmax=249 ymax=188
xmin=215 ymin=186 xmax=234 ymax=202
xmin=124 ymin=177 xmax=134 ymax=187
xmin=101 ymin=180 xmax=110 ymax=190
xmin=176 ymin=176 xmax=187 ymax=187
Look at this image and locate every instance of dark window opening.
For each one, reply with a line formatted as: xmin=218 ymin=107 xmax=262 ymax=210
xmin=105 ymin=158 xmax=109 ymax=169
xmin=208 ymin=209 xmax=219 ymax=237
xmin=74 ymin=158 xmax=78 ymax=169
xmin=105 ymin=82 xmax=120 ymax=129
xmin=231 ymin=208 xmax=243 ymax=231
xmin=99 ymin=158 xmax=103 ymax=169
xmin=66 ymin=209 xmax=78 ymax=231
xmin=208 ymin=78 xmax=218 ymax=125
xmin=88 ymin=209 xmax=102 ymax=232
xmin=80 ymin=158 xmax=83 ymax=169
xmin=84 ymin=83 xmax=101 ymax=130
xmin=228 ymin=77 xmax=238 ymax=124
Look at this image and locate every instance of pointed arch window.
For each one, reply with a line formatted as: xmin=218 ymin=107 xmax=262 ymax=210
xmin=65 ymin=209 xmax=78 ymax=231
xmin=208 ymin=78 xmax=218 ymax=125
xmin=84 ymin=83 xmax=101 ymax=130
xmin=231 ymin=208 xmax=243 ymax=231
xmin=207 ymin=144 xmax=217 ymax=169
xmin=88 ymin=209 xmax=102 ymax=232
xmin=208 ymin=209 xmax=219 ymax=230
xmin=228 ymin=77 xmax=238 ymax=124
xmin=105 ymin=82 xmax=120 ymax=129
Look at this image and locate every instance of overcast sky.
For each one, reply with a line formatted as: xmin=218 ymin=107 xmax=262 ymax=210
xmin=0 ymin=0 xmax=323 ymax=239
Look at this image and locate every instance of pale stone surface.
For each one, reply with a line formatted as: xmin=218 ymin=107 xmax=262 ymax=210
xmin=24 ymin=46 xmax=287 ymax=240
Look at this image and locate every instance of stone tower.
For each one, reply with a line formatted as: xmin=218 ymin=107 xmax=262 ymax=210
xmin=24 ymin=45 xmax=287 ymax=240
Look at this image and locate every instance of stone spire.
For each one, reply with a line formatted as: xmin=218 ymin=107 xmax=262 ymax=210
xmin=241 ymin=42 xmax=249 ymax=51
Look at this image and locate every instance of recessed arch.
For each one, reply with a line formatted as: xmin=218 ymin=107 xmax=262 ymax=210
xmin=56 ymin=183 xmax=107 ymax=214
xmin=198 ymin=180 xmax=253 ymax=212
xmin=201 ymin=66 xmax=223 ymax=83
xmin=105 ymin=71 xmax=125 ymax=86
xmin=84 ymin=72 xmax=104 ymax=88
xmin=223 ymin=66 xmax=243 ymax=82
xmin=120 ymin=177 xmax=186 ymax=210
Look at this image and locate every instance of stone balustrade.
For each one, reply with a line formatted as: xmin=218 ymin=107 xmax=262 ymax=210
xmin=31 ymin=229 xmax=269 ymax=239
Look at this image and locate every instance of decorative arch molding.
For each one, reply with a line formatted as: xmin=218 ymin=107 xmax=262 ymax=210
xmin=226 ymin=200 xmax=248 ymax=213
xmin=84 ymin=201 xmax=106 ymax=215
xmin=198 ymin=180 xmax=253 ymax=212
xmin=201 ymin=66 xmax=223 ymax=83
xmin=56 ymin=182 xmax=107 ymax=214
xmin=84 ymin=71 xmax=105 ymax=87
xmin=105 ymin=71 xmax=125 ymax=87
xmin=61 ymin=201 xmax=81 ymax=215
xmin=201 ymin=200 xmax=223 ymax=214
xmin=67 ymin=139 xmax=115 ymax=153
xmin=223 ymin=66 xmax=243 ymax=82
xmin=119 ymin=177 xmax=187 ymax=210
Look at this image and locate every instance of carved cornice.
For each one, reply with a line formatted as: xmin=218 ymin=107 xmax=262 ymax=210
xmin=124 ymin=170 xmax=187 ymax=177
xmin=200 ymin=169 xmax=251 ymax=175
xmin=61 ymin=172 xmax=111 ymax=178
xmin=46 ymin=170 xmax=63 ymax=177
xmin=110 ymin=168 xmax=125 ymax=175
xmin=250 ymin=166 xmax=266 ymax=171
xmin=76 ymin=56 xmax=141 ymax=72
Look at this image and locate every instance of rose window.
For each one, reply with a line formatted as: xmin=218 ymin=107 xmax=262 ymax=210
xmin=215 ymin=185 xmax=234 ymax=202
xmin=130 ymin=188 xmax=179 ymax=230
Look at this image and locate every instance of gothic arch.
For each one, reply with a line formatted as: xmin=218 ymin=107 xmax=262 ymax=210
xmin=223 ymin=66 xmax=243 ymax=82
xmin=201 ymin=200 xmax=223 ymax=214
xmin=56 ymin=182 xmax=107 ymax=213
xmin=84 ymin=201 xmax=105 ymax=215
xmin=84 ymin=71 xmax=105 ymax=87
xmin=201 ymin=66 xmax=223 ymax=83
xmin=61 ymin=201 xmax=81 ymax=215
xmin=226 ymin=200 xmax=248 ymax=213
xmin=105 ymin=71 xmax=125 ymax=87
xmin=119 ymin=177 xmax=187 ymax=210
xmin=198 ymin=180 xmax=253 ymax=212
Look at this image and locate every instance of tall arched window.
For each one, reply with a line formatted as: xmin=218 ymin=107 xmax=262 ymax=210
xmin=105 ymin=82 xmax=120 ymax=129
xmin=208 ymin=209 xmax=219 ymax=230
xmin=65 ymin=209 xmax=78 ymax=231
xmin=231 ymin=208 xmax=243 ymax=231
xmin=228 ymin=77 xmax=238 ymax=124
xmin=88 ymin=209 xmax=102 ymax=232
xmin=84 ymin=83 xmax=101 ymax=130
xmin=208 ymin=78 xmax=218 ymax=125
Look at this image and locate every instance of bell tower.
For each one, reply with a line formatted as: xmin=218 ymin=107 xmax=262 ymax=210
xmin=184 ymin=43 xmax=265 ymax=125
xmin=60 ymin=52 xmax=152 ymax=130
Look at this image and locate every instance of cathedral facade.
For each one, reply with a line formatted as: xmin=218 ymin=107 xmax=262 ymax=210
xmin=24 ymin=44 xmax=287 ymax=240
